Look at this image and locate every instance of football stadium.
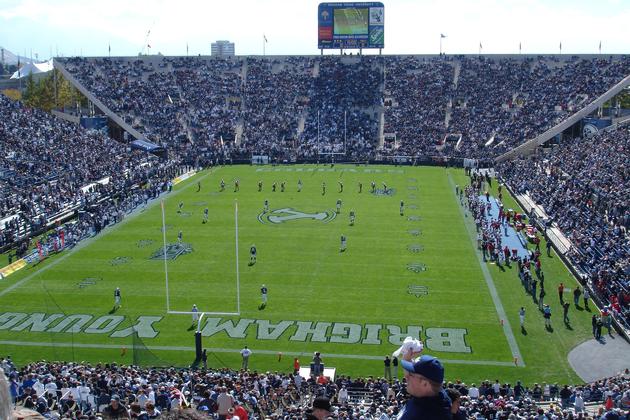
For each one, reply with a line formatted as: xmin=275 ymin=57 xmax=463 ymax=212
xmin=0 ymin=1 xmax=629 ymax=418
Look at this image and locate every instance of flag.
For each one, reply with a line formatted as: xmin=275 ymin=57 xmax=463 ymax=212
xmin=519 ymin=42 xmax=522 ymax=52
xmin=559 ymin=41 xmax=562 ymax=51
xmin=440 ymin=33 xmax=446 ymax=38
xmin=17 ymin=56 xmax=20 ymax=77
xmin=147 ymin=44 xmax=151 ymax=49
xmin=599 ymin=41 xmax=601 ymax=52
xmin=264 ymin=35 xmax=268 ymax=43
xmin=479 ymin=42 xmax=483 ymax=49
xmin=108 ymin=43 xmax=111 ymax=54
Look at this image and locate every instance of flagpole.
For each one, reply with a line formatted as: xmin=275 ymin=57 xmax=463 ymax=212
xmin=440 ymin=35 xmax=442 ymax=55
xmin=263 ymin=35 xmax=266 ymax=56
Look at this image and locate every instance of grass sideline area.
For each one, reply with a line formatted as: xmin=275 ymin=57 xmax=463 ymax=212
xmin=0 ymin=165 xmax=594 ymax=384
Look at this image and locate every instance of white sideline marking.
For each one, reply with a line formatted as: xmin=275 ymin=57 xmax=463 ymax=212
xmin=0 ymin=340 xmax=516 ymax=367
xmin=447 ymin=172 xmax=525 ymax=367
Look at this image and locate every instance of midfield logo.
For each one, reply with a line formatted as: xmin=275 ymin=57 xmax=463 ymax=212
xmin=150 ymin=243 xmax=193 ymax=260
xmin=257 ymin=208 xmax=337 ymax=225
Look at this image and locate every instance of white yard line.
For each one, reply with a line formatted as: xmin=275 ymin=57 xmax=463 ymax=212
xmin=447 ymin=171 xmax=525 ymax=367
xmin=0 ymin=339 xmax=516 ymax=367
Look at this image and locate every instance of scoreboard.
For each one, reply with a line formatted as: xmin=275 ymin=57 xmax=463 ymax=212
xmin=318 ymin=2 xmax=384 ymax=49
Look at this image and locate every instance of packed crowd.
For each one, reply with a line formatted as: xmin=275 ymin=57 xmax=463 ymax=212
xmin=60 ymin=55 xmax=630 ymax=162
xmin=382 ymin=56 xmax=454 ymax=157
xmin=0 ymin=93 xmax=183 ymax=250
xmin=497 ymin=126 xmax=630 ymax=329
xmin=444 ymin=56 xmax=630 ymax=157
xmin=2 ymin=354 xmax=630 ymax=419
xmin=300 ymin=56 xmax=382 ymax=161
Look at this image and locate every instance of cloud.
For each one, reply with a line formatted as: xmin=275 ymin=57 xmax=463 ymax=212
xmin=1 ymin=0 xmax=629 ymax=56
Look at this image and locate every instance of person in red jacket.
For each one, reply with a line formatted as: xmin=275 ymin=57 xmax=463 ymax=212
xmin=233 ymin=402 xmax=249 ymax=420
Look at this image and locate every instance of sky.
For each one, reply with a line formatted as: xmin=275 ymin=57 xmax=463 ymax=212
xmin=0 ymin=0 xmax=628 ymax=59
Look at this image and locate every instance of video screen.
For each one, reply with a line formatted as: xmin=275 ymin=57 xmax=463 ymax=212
xmin=333 ymin=8 xmax=369 ymax=35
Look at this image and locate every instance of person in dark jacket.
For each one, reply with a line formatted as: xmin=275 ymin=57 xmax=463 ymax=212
xmin=446 ymin=388 xmax=467 ymax=420
xmin=399 ymin=355 xmax=452 ymax=419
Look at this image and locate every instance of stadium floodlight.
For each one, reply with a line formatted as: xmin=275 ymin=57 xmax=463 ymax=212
xmin=162 ymin=199 xmax=241 ymax=317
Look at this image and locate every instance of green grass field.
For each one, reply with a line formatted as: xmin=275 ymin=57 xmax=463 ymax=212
xmin=0 ymin=165 xmax=594 ymax=384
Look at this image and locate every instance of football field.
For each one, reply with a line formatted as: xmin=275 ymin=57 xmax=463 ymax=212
xmin=0 ymin=165 xmax=594 ymax=384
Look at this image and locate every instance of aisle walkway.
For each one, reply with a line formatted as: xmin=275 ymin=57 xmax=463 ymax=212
xmin=480 ymin=195 xmax=530 ymax=260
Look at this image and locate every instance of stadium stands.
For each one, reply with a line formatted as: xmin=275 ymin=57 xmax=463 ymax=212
xmin=1 ymin=54 xmax=630 ymax=419
xmin=2 ymin=356 xmax=629 ymax=419
xmin=0 ymin=94 xmax=182 ymax=251
xmin=59 ymin=55 xmax=630 ymax=161
xmin=497 ymin=126 xmax=630 ymax=330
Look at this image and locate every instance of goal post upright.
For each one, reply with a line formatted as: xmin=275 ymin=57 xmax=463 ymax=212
xmin=235 ymin=199 xmax=241 ymax=315
xmin=161 ymin=200 xmax=170 ymax=312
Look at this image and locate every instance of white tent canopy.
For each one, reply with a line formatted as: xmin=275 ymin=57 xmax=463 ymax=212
xmin=11 ymin=59 xmax=53 ymax=79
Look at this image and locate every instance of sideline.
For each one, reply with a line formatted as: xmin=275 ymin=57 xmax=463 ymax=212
xmin=0 ymin=339 xmax=517 ymax=367
xmin=447 ymin=171 xmax=525 ymax=367
xmin=0 ymin=169 xmax=217 ymax=299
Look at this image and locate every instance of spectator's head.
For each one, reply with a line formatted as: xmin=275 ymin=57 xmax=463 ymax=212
xmin=446 ymin=388 xmax=462 ymax=413
xmin=402 ymin=355 xmax=444 ymax=397
xmin=312 ymin=396 xmax=331 ymax=420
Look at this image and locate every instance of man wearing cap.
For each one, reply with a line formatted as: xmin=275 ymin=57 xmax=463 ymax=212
xmin=399 ymin=355 xmax=452 ymax=419
xmin=102 ymin=394 xmax=129 ymax=419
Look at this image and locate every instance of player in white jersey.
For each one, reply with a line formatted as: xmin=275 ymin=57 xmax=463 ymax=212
xmin=191 ymin=304 xmax=199 ymax=325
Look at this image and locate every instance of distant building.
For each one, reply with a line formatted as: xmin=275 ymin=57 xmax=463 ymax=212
xmin=211 ymin=41 xmax=235 ymax=57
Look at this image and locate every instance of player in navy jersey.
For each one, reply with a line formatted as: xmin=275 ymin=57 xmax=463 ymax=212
xmin=250 ymin=244 xmax=257 ymax=265
xmin=114 ymin=287 xmax=121 ymax=310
